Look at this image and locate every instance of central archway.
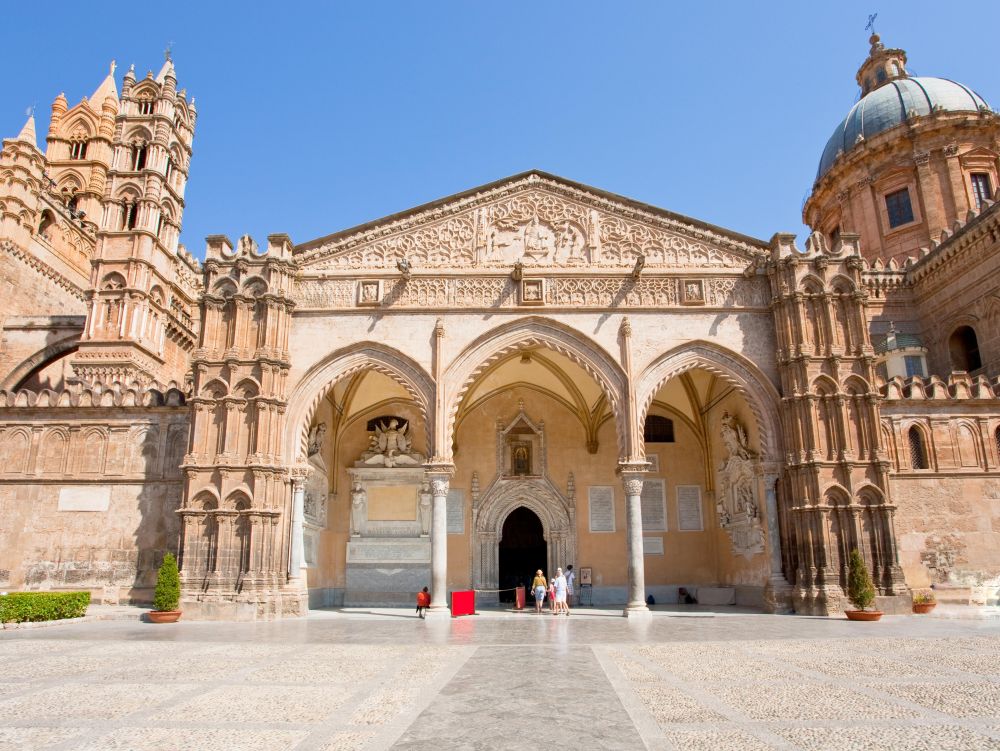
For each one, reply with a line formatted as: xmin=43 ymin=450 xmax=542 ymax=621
xmin=498 ymin=507 xmax=546 ymax=603
xmin=473 ymin=478 xmax=574 ymax=605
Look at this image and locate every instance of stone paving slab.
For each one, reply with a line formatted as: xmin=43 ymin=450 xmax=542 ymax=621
xmin=1 ymin=612 xmax=1000 ymax=749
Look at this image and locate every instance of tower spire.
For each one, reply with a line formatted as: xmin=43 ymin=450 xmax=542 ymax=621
xmin=15 ymin=108 xmax=37 ymax=148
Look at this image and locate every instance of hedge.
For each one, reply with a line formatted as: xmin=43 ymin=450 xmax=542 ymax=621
xmin=0 ymin=591 xmax=91 ymax=623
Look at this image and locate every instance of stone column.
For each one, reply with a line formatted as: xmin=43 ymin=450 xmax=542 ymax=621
xmin=288 ymin=469 xmax=308 ymax=583
xmin=425 ymin=467 xmax=454 ymax=616
xmin=618 ymin=462 xmax=650 ymax=618
xmin=762 ymin=469 xmax=792 ymax=612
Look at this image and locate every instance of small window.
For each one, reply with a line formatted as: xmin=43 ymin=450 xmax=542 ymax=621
xmin=643 ymin=415 xmax=675 ymax=443
xmin=69 ymin=141 xmax=88 ymax=160
xmin=830 ymin=226 xmax=841 ymax=247
xmin=971 ymin=173 xmax=993 ymax=209
xmin=66 ymin=195 xmax=79 ymax=214
xmin=38 ymin=210 xmax=54 ymax=239
xmin=138 ymin=99 xmax=154 ymax=115
xmin=875 ymin=362 xmax=889 ymax=382
xmin=904 ymin=356 xmax=925 ymax=378
xmin=122 ymin=202 xmax=138 ymax=230
xmin=885 ymin=188 xmax=915 ymax=228
xmin=876 ymin=69 xmax=887 ymax=83
xmin=131 ymin=145 xmax=148 ymax=171
xmin=164 ymin=157 xmax=174 ymax=183
xmin=994 ymin=426 xmax=1000 ymax=462
xmin=949 ymin=326 xmax=982 ymax=372
xmin=908 ymin=427 xmax=928 ymax=470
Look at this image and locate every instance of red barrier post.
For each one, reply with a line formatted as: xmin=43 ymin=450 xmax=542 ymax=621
xmin=514 ymin=586 xmax=525 ymax=610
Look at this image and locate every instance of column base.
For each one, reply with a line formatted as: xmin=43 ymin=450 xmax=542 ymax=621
xmin=622 ymin=605 xmax=652 ymax=619
xmin=424 ymin=606 xmax=451 ymax=620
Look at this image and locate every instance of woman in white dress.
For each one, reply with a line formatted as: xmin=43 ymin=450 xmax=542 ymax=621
xmin=554 ymin=567 xmax=569 ymax=615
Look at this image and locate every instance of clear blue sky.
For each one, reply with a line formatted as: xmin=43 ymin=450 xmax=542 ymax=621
xmin=3 ymin=1 xmax=998 ymax=257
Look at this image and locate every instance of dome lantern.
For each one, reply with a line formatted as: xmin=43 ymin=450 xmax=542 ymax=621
xmin=856 ymin=34 xmax=909 ymax=96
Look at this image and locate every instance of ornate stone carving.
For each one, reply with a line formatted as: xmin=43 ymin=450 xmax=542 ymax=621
xmin=304 ymin=423 xmax=329 ymax=526
xmin=418 ymin=480 xmax=432 ymax=537
xmin=622 ymin=478 xmax=644 ymax=496
xmin=716 ymin=412 xmax=765 ymax=558
xmin=357 ymin=418 xmax=424 ymax=468
xmin=431 ymin=479 xmax=450 ymax=497
xmin=297 ymin=179 xmax=760 ymax=272
xmin=350 ymin=481 xmax=366 ymax=537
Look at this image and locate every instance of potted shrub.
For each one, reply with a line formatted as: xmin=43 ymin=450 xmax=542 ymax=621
xmin=148 ymin=552 xmax=182 ymax=623
xmin=912 ymin=591 xmax=936 ymax=614
xmin=845 ymin=548 xmax=882 ymax=621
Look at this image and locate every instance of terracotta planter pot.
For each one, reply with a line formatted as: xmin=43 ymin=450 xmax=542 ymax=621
xmin=147 ymin=610 xmax=182 ymax=623
xmin=912 ymin=602 xmax=936 ymax=614
xmin=845 ymin=610 xmax=883 ymax=621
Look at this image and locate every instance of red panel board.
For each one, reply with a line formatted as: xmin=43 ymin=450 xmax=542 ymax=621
xmin=450 ymin=590 xmax=476 ymax=617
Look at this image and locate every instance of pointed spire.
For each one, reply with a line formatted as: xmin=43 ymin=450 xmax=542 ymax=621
xmin=155 ymin=57 xmax=175 ymax=83
xmin=90 ymin=60 xmax=119 ymax=103
xmin=15 ymin=110 xmax=37 ymax=147
xmin=124 ymin=63 xmax=136 ymax=83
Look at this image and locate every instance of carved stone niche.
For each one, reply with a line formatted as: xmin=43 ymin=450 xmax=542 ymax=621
xmin=497 ymin=401 xmax=545 ymax=478
xmin=715 ymin=411 xmax=765 ymax=559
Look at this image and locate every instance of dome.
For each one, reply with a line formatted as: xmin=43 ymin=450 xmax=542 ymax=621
xmin=817 ymin=77 xmax=990 ymax=179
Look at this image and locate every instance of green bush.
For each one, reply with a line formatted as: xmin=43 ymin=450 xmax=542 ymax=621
xmin=0 ymin=591 xmax=91 ymax=623
xmin=152 ymin=552 xmax=180 ymax=612
xmin=847 ymin=548 xmax=876 ymax=611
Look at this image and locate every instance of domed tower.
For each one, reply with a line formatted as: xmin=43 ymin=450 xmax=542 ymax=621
xmin=803 ymin=34 xmax=1000 ymax=265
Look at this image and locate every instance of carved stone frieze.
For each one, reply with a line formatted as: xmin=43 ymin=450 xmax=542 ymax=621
xmin=292 ymin=275 xmax=769 ymax=310
xmin=296 ymin=177 xmax=762 ymax=272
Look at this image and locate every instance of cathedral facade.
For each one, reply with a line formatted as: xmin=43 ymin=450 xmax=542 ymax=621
xmin=1 ymin=37 xmax=999 ymax=618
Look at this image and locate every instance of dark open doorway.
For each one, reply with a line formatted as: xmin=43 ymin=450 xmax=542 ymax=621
xmin=498 ymin=506 xmax=547 ymax=603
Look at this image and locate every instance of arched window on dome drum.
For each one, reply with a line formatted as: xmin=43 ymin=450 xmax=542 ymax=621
xmin=885 ymin=188 xmax=914 ymax=228
xmin=949 ymin=326 xmax=982 ymax=372
xmin=908 ymin=427 xmax=928 ymax=470
xmin=643 ymin=415 xmax=674 ymax=443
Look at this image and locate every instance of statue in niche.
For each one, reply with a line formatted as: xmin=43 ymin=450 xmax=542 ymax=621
xmin=554 ymin=221 xmax=585 ymax=264
xmin=358 ymin=418 xmax=424 ymax=468
xmin=522 ymin=216 xmax=555 ymax=263
xmin=511 ymin=442 xmax=531 ymax=476
xmin=716 ymin=412 xmax=759 ymax=526
xmin=304 ymin=422 xmax=329 ymax=524
xmin=418 ymin=480 xmax=432 ymax=536
xmin=350 ymin=481 xmax=366 ymax=536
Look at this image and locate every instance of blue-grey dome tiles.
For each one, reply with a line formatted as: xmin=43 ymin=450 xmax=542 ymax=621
xmin=817 ymin=77 xmax=990 ymax=180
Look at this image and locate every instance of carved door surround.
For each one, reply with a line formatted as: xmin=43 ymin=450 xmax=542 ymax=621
xmin=471 ymin=477 xmax=575 ymax=605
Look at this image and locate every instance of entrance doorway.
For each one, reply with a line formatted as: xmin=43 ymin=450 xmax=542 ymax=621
xmin=498 ymin=507 xmax=547 ymax=603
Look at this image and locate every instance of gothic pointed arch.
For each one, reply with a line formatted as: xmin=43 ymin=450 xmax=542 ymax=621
xmin=636 ymin=341 xmax=782 ymax=460
xmin=284 ymin=342 xmax=435 ymax=463
xmin=444 ymin=316 xmax=628 ymax=460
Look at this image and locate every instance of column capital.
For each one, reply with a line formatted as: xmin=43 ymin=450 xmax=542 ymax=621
xmin=616 ymin=459 xmax=651 ymax=477
xmin=289 ymin=464 xmax=310 ymax=490
xmin=423 ymin=461 xmax=455 ymax=479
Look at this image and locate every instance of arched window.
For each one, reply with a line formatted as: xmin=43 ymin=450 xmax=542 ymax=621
xmin=908 ymin=426 xmax=928 ymax=470
xmin=949 ymin=326 xmax=982 ymax=372
xmin=131 ymin=144 xmax=148 ymax=171
xmin=164 ymin=156 xmax=174 ymax=183
xmin=121 ymin=201 xmax=138 ymax=230
xmin=66 ymin=194 xmax=79 ymax=214
xmin=137 ymin=98 xmax=154 ymax=116
xmin=69 ymin=140 xmax=88 ymax=160
xmin=994 ymin=426 xmax=1000 ymax=463
xmin=643 ymin=415 xmax=675 ymax=443
xmin=38 ymin=210 xmax=54 ymax=239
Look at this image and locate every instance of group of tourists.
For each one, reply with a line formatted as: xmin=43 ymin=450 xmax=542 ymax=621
xmin=530 ymin=564 xmax=574 ymax=615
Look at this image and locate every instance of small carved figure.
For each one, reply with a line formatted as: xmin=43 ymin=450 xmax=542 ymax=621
xmin=350 ymin=482 xmax=366 ymax=536
xmin=418 ymin=480 xmax=432 ymax=536
xmin=307 ymin=422 xmax=327 ymax=457
xmin=522 ymin=216 xmax=554 ymax=262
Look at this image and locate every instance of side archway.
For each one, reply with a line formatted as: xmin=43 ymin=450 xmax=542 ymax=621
xmin=636 ymin=341 xmax=782 ymax=460
xmin=444 ymin=317 xmax=628 ymax=460
xmin=283 ymin=343 xmax=436 ymax=464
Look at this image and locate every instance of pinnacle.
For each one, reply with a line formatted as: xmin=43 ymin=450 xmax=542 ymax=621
xmin=15 ymin=113 xmax=37 ymax=148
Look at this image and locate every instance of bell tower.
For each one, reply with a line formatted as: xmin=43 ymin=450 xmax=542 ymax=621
xmin=70 ymin=54 xmax=200 ymax=387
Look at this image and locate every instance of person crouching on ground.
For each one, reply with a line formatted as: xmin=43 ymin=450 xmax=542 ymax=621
xmin=531 ymin=569 xmax=547 ymax=614
xmin=416 ymin=586 xmax=430 ymax=618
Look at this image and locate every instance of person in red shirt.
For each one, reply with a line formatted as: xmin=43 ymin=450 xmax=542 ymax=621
xmin=416 ymin=587 xmax=430 ymax=618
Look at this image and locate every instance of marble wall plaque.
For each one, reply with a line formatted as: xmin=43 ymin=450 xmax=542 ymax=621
xmin=447 ymin=489 xmax=465 ymax=534
xmin=366 ymin=484 xmax=418 ymax=521
xmin=640 ymin=479 xmax=666 ymax=531
xmin=347 ymin=539 xmax=431 ymax=563
xmin=57 ymin=485 xmax=111 ymax=512
xmin=677 ymin=485 xmax=704 ymax=531
xmin=643 ymin=536 xmax=664 ymax=555
xmin=646 ymin=454 xmax=660 ymax=473
xmin=589 ymin=486 xmax=615 ymax=532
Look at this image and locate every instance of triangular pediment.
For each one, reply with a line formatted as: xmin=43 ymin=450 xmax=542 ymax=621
xmin=295 ymin=171 xmax=767 ymax=272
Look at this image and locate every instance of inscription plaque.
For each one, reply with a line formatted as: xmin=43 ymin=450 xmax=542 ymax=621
xmin=57 ymin=486 xmax=111 ymax=512
xmin=640 ymin=479 xmax=667 ymax=531
xmin=677 ymin=485 xmax=704 ymax=531
xmin=447 ymin=489 xmax=465 ymax=534
xmin=643 ymin=536 xmax=664 ymax=555
xmin=588 ymin=486 xmax=615 ymax=532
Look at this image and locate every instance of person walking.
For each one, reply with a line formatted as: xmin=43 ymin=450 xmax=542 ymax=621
xmin=415 ymin=586 xmax=430 ymax=619
xmin=554 ymin=567 xmax=569 ymax=615
xmin=531 ymin=569 xmax=547 ymax=614
xmin=548 ymin=578 xmax=557 ymax=613
xmin=565 ymin=564 xmax=575 ymax=607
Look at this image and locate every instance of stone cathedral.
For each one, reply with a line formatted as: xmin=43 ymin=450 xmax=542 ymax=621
xmin=2 ymin=37 xmax=999 ymax=619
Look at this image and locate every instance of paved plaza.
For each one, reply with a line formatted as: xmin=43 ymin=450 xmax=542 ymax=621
xmin=1 ymin=607 xmax=999 ymax=750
